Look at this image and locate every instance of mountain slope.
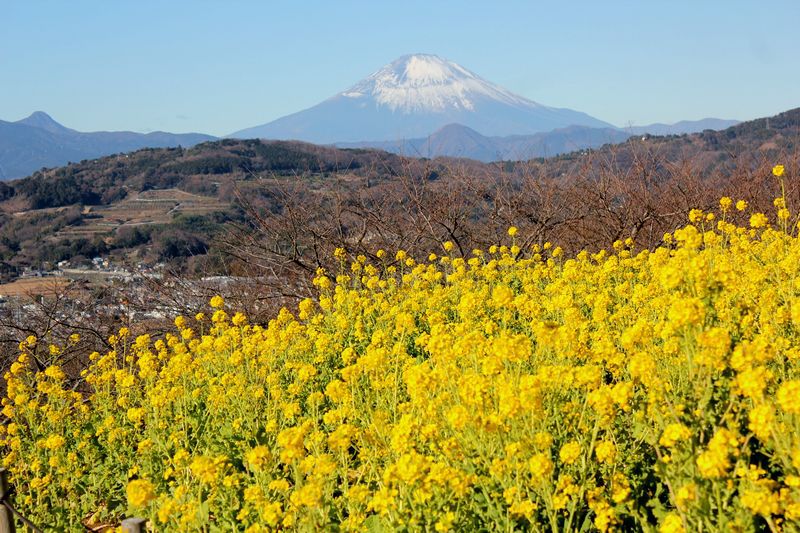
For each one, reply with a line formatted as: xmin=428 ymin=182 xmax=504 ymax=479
xmin=338 ymin=123 xmax=635 ymax=161
xmin=0 ymin=112 xmax=216 ymax=180
xmin=231 ymin=54 xmax=614 ymax=143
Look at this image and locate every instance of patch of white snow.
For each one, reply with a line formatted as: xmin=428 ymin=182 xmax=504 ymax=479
xmin=339 ymin=54 xmax=544 ymax=114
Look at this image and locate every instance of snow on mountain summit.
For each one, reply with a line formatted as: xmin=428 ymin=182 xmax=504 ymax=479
xmin=341 ymin=54 xmax=538 ymax=113
xmin=231 ymin=54 xmax=614 ymax=143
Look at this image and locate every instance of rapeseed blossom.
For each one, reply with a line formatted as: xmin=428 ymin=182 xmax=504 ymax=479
xmin=126 ymin=479 xmax=156 ymax=509
xmin=2 ymin=192 xmax=800 ymax=530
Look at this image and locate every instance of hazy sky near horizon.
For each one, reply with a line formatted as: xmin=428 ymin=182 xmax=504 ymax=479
xmin=2 ymin=0 xmax=798 ymax=136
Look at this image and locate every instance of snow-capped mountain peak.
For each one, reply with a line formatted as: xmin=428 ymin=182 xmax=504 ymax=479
xmin=341 ymin=54 xmax=539 ymax=113
xmin=231 ymin=54 xmax=614 ymax=143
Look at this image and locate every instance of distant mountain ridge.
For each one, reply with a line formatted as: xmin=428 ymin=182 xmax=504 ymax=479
xmin=0 ymin=108 xmax=741 ymax=179
xmin=0 ymin=112 xmax=216 ymax=180
xmin=337 ymin=117 xmax=740 ymax=162
xmin=231 ymin=54 xmax=616 ymax=143
xmin=624 ymin=118 xmax=740 ymax=136
xmin=336 ymin=124 xmax=629 ymax=161
xmin=17 ymin=111 xmax=74 ymax=134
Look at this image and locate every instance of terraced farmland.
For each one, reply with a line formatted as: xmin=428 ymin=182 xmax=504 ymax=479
xmin=52 ymin=188 xmax=229 ymax=240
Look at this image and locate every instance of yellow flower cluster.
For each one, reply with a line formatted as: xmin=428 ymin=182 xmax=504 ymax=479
xmin=2 ymin=192 xmax=800 ymax=531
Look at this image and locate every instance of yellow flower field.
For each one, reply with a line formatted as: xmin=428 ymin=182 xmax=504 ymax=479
xmin=3 ymin=185 xmax=800 ymax=530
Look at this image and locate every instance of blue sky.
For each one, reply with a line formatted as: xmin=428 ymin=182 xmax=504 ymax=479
xmin=2 ymin=0 xmax=798 ymax=136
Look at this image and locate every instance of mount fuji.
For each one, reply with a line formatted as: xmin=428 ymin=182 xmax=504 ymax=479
xmin=231 ymin=54 xmax=615 ymax=143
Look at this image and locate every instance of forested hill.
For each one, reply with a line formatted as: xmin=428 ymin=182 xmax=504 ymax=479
xmin=0 ymin=139 xmax=412 ymax=211
xmin=528 ymin=107 xmax=800 ymax=176
xmin=0 ymin=139 xmax=429 ymax=280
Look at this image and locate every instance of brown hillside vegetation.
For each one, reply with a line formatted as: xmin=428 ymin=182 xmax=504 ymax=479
xmin=0 ymin=108 xmax=798 ymax=375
